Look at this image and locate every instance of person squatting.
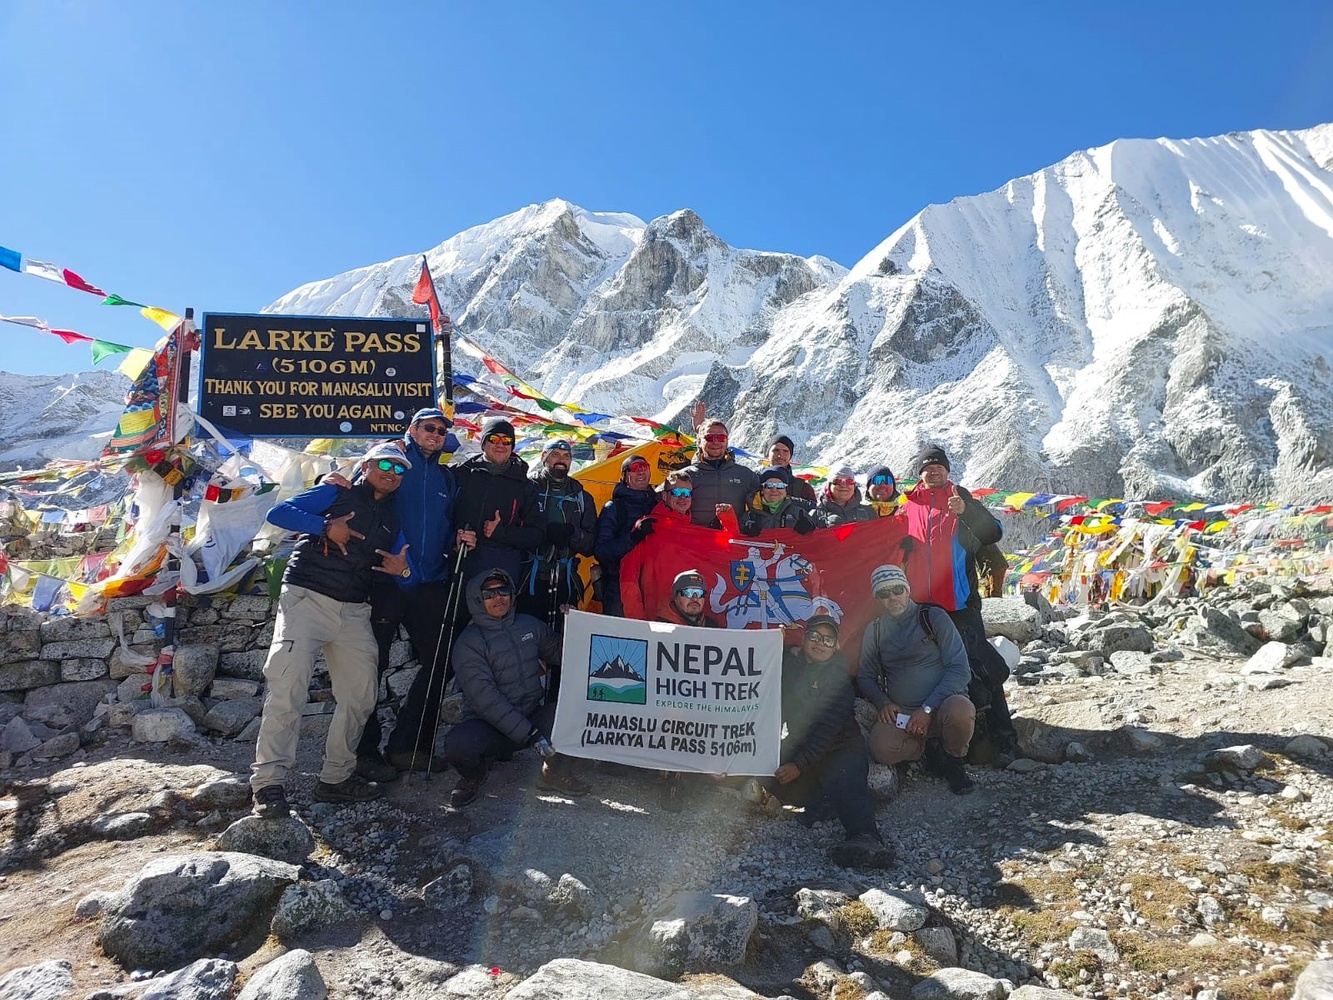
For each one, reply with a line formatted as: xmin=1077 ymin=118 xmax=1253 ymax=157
xmin=249 ymin=408 xmax=1018 ymax=870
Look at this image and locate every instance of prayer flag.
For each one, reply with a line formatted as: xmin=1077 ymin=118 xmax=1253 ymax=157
xmin=91 ymin=339 xmax=134 ymax=364
xmin=140 ymin=306 xmax=181 ymax=332
xmin=410 ymin=256 xmax=447 ymax=333
xmin=116 ymin=347 xmax=155 ymax=378
xmin=52 ymin=329 xmax=94 ymax=344
xmin=0 ymin=246 xmax=19 ymax=272
xmin=102 ymin=293 xmax=146 ymax=308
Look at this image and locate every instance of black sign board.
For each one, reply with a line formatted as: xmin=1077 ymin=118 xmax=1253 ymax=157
xmin=199 ymin=313 xmax=436 ymax=438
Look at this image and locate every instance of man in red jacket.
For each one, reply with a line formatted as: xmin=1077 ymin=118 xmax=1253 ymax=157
xmin=901 ymin=445 xmax=1018 ymax=765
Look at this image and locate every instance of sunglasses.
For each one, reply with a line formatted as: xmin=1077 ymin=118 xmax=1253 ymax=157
xmin=486 ymin=435 xmax=515 ymax=446
xmin=703 ymin=433 xmax=728 ymax=443
xmin=481 ymin=585 xmax=513 ymax=599
xmin=876 ymin=585 xmax=909 ymax=598
xmin=675 ymin=586 xmax=706 ymax=599
xmin=761 ymin=481 xmax=788 ymax=491
xmin=831 ymin=478 xmax=856 ymax=487
xmin=806 ymin=631 xmax=837 ymax=648
xmin=374 ymin=459 xmax=408 ymax=475
xmin=669 ymin=487 xmax=693 ymax=498
xmin=417 ymin=423 xmax=448 ymax=435
xmin=870 ymin=474 xmax=894 ymax=486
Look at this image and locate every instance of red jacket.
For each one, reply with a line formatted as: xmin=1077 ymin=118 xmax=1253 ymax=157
xmin=902 ymin=483 xmax=1001 ymax=612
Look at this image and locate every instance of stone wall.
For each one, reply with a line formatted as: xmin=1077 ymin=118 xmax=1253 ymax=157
xmin=0 ymin=593 xmax=424 ymax=770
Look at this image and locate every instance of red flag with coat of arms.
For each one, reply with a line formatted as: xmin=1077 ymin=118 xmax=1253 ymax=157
xmin=619 ymin=514 xmax=911 ymax=666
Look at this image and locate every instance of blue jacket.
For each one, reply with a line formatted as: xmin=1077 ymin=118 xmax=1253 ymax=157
xmin=393 ymin=438 xmax=458 ymax=587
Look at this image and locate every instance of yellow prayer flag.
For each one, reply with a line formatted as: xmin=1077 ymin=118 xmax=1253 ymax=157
xmin=117 ymin=347 xmax=154 ymax=378
xmin=1179 ymin=502 xmax=1207 ymax=512
xmin=140 ymin=306 xmax=181 ymax=332
xmin=1004 ymin=492 xmax=1036 ymax=509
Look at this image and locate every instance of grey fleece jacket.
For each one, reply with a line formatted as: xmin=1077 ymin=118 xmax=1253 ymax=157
xmin=856 ymin=600 xmax=970 ymax=712
xmin=453 ymin=569 xmax=563 ymax=743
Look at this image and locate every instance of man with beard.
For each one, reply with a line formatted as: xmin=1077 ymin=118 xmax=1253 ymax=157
xmin=521 ymin=439 xmax=596 ymax=630
xmin=758 ymin=434 xmax=817 ymax=504
xmin=593 ymin=454 xmax=658 ymax=616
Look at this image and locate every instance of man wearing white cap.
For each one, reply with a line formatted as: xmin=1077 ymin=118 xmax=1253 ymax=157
xmin=250 ymin=442 xmax=413 ymax=817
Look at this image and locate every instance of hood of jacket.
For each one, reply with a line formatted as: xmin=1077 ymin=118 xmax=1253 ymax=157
xmin=465 ymin=567 xmax=518 ymax=627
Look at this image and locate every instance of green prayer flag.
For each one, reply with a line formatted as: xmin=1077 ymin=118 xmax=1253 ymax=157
xmin=101 ymin=293 xmax=146 ymax=308
xmin=91 ymin=339 xmax=134 ymax=365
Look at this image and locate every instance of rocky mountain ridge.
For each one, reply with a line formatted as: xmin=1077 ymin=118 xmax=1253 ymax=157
xmin=271 ymin=124 xmax=1333 ymax=504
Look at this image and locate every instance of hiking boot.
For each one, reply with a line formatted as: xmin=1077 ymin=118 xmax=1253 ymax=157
xmin=388 ymin=749 xmax=449 ymax=773
xmin=938 ymin=753 xmax=975 ymax=795
xmin=829 ymin=833 xmax=896 ymax=870
xmin=356 ymin=752 xmax=401 ymax=783
xmin=449 ymin=773 xmax=485 ymax=809
xmin=313 ymin=774 xmax=385 ymax=804
xmin=536 ymin=761 xmax=589 ymax=796
xmin=253 ymin=784 xmax=290 ymax=819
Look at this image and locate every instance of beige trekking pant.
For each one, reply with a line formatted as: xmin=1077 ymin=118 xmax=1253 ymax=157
xmin=250 ymin=584 xmax=378 ymax=791
xmin=869 ymin=694 xmax=975 ymax=765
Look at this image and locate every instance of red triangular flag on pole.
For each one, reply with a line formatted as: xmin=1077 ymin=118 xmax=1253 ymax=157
xmin=411 ymin=256 xmax=446 ymax=333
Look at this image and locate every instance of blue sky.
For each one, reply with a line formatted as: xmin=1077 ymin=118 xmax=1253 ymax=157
xmin=3 ymin=1 xmax=1332 ymax=376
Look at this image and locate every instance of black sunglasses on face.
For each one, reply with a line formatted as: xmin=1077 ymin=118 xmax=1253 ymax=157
xmin=481 ymin=585 xmax=512 ymax=599
xmin=417 ymin=423 xmax=448 ymax=435
xmin=806 ymin=631 xmax=837 ymax=647
xmin=876 ymin=585 xmax=909 ymax=598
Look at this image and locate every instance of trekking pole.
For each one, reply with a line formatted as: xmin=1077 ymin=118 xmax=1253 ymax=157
xmin=408 ymin=541 xmax=469 ymax=785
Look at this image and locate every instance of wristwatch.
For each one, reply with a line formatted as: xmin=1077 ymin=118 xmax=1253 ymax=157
xmin=399 ymin=567 xmax=411 ymax=579
xmin=922 ymin=705 xmax=933 ymax=716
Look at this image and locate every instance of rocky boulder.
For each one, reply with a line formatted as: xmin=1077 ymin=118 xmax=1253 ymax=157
xmin=633 ymin=891 xmax=757 ymax=977
xmin=215 ymin=813 xmax=315 ymax=864
xmin=24 ymin=679 xmax=118 ymax=727
xmin=171 ymin=645 xmax=220 ymax=698
xmin=131 ymin=707 xmax=196 ymax=743
xmin=0 ymin=959 xmax=74 ymax=1000
xmin=139 ymin=958 xmax=238 ymax=1000
xmin=981 ymin=597 xmax=1043 ymax=643
xmin=236 ymin=950 xmax=327 ymax=1000
xmin=95 ymin=851 xmax=300 ymax=969
xmin=1294 ymin=959 xmax=1333 ymax=1000
xmin=202 ymin=697 xmax=263 ymax=736
xmin=911 ymin=968 xmax=1008 ymax=999
xmin=1086 ymin=624 xmax=1153 ymax=656
xmin=270 ymin=879 xmax=360 ymax=942
xmin=1242 ymin=641 xmax=1304 ymax=674
xmin=507 ymin=958 xmax=755 ymax=999
xmin=858 ymin=887 xmax=927 ymax=931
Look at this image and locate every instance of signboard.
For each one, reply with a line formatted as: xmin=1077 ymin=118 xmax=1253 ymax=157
xmin=551 ymin=610 xmax=783 ymax=775
xmin=199 ymin=312 xmax=436 ymax=438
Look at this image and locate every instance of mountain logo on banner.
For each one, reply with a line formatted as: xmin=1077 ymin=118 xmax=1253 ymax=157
xmin=711 ymin=541 xmax=843 ymax=630
xmin=588 ymin=635 xmax=648 ymax=705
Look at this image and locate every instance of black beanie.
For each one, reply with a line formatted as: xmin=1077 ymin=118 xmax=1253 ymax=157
xmin=912 ymin=444 xmax=950 ymax=474
xmin=770 ymin=434 xmax=795 ymax=454
xmin=481 ymin=417 xmax=516 ymax=444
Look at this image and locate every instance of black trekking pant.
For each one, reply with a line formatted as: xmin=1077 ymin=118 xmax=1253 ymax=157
xmin=948 ymin=605 xmax=1018 ymax=751
xmin=356 ymin=580 xmax=458 ymax=758
xmin=763 ymin=743 xmax=878 ymax=839
xmin=442 ymin=701 xmax=558 ymax=779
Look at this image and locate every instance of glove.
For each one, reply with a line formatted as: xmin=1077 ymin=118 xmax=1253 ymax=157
xmin=545 ymin=521 xmax=575 ymax=547
xmin=629 ymin=517 xmax=655 ymax=544
xmin=531 ymin=732 xmax=556 ymax=759
xmin=899 ymin=536 xmax=916 ymax=558
xmin=794 ymin=514 xmax=817 ymax=535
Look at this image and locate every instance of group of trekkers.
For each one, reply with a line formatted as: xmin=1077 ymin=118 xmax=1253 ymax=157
xmin=247 ymin=407 xmax=1019 ymax=869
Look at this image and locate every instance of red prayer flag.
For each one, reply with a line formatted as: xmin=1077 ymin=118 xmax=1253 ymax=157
xmin=411 ymin=257 xmax=447 ymax=333
xmin=50 ymin=329 xmax=94 ymax=344
xmin=62 ymin=269 xmax=106 ymax=296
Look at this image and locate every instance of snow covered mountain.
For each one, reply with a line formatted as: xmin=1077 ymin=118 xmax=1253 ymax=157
xmin=0 ymin=370 xmax=129 ymax=471
xmin=265 ymin=124 xmax=1333 ymax=503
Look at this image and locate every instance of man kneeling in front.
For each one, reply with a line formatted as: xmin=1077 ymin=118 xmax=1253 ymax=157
xmin=857 ymin=564 xmax=976 ymax=795
xmin=769 ymin=614 xmax=895 ymax=869
xmin=251 ymin=443 xmax=412 ymax=817
xmin=443 ymin=568 xmax=588 ymax=807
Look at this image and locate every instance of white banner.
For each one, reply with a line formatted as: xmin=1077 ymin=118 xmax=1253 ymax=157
xmin=552 ymin=610 xmax=783 ymax=775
